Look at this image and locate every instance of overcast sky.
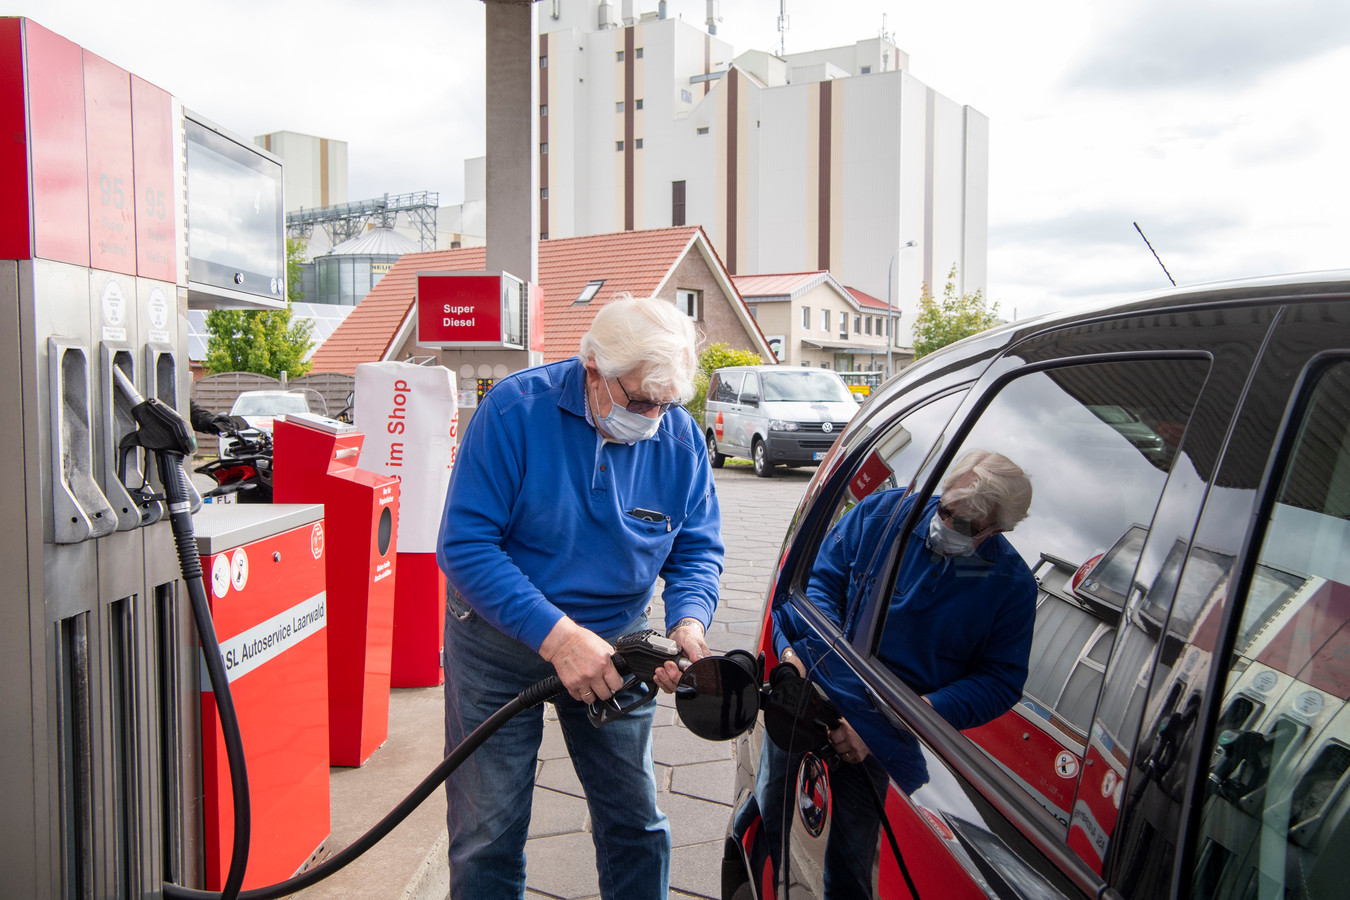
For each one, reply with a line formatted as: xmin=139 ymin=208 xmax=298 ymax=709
xmin=10 ymin=0 xmax=1350 ymax=319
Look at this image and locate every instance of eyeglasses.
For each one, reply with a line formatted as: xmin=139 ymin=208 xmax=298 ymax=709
xmin=938 ymin=503 xmax=996 ymax=538
xmin=616 ymin=378 xmax=680 ymax=415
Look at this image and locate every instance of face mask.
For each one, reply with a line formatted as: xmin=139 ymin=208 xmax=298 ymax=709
xmin=927 ymin=511 xmax=978 ymax=557
xmin=597 ymin=380 xmax=663 ymax=443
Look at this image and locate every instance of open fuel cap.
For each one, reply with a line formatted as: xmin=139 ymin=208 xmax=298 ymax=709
xmin=674 ymin=650 xmax=761 ymax=741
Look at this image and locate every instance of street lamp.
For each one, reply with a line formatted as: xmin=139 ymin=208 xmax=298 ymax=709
xmin=887 ymin=240 xmax=916 ymax=378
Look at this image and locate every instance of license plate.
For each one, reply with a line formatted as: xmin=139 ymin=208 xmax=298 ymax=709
xmin=813 ymin=451 xmax=827 ymax=461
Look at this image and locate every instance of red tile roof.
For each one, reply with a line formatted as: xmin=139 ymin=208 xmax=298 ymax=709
xmin=310 ymin=226 xmax=720 ymax=374
xmin=732 ymin=271 xmax=829 ymax=298
xmin=845 ymin=286 xmax=890 ymax=310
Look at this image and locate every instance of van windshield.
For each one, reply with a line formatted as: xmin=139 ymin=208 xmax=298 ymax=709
xmin=761 ymin=371 xmax=854 ymax=403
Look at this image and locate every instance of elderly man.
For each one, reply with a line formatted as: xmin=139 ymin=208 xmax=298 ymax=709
xmin=436 ymin=295 xmax=724 ymax=900
xmin=765 ymin=449 xmax=1036 ymax=898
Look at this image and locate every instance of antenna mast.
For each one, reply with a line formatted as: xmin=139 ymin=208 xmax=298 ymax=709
xmin=1132 ymin=222 xmax=1177 ymax=287
xmin=778 ymin=0 xmax=789 ymax=56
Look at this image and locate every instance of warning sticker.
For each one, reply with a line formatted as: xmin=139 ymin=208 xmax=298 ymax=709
xmin=231 ymin=548 xmax=249 ymax=592
xmin=1055 ymin=751 xmax=1079 ymax=779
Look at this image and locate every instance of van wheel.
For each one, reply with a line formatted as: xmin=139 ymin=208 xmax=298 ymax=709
xmin=752 ymin=439 xmax=775 ymax=478
xmin=707 ymin=431 xmax=726 ymax=468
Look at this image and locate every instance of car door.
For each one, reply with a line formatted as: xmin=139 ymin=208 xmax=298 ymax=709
xmin=1104 ymin=299 xmax=1350 ymax=898
xmin=767 ymin=302 xmax=1274 ymax=899
xmin=711 ymin=370 xmax=745 ymax=456
xmin=734 ymin=372 xmax=764 ymax=456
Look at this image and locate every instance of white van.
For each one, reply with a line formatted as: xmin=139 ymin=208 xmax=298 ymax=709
xmin=703 ymin=365 xmax=861 ymax=477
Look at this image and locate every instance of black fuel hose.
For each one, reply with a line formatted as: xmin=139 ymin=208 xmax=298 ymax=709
xmin=165 ymin=662 xmax=565 ymax=900
xmin=159 ymin=454 xmax=253 ymax=900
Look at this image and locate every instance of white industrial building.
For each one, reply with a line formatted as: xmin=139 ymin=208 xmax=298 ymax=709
xmin=535 ymin=0 xmax=989 ymax=348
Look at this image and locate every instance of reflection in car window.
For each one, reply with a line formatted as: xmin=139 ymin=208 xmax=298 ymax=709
xmin=712 ymin=371 xmax=743 ymax=403
xmin=866 ymin=359 xmax=1208 ymax=831
xmin=232 ymin=393 xmax=310 ymax=416
xmin=1193 ymin=361 xmax=1350 ymax=899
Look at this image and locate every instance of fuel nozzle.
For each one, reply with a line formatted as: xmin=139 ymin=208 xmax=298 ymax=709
xmin=585 ymin=631 xmax=684 ymax=727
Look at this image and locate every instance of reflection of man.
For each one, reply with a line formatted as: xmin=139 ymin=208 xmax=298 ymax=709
xmin=436 ymin=296 xmax=724 ymax=900
xmin=765 ymin=450 xmax=1036 ymax=897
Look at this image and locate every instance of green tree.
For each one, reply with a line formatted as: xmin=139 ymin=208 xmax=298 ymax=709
xmin=912 ymin=264 xmax=1000 ymax=359
xmin=286 ymin=236 xmax=307 ymax=304
xmin=685 ymin=342 xmax=762 ymax=424
xmin=202 ymin=238 xmax=315 ymax=378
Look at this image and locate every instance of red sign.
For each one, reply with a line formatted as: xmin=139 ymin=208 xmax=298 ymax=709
xmin=84 ymin=50 xmax=136 ymax=274
xmin=26 ymin=20 xmax=89 ymax=266
xmin=418 ymin=273 xmax=505 ymax=345
xmin=131 ymin=75 xmax=176 ymax=282
xmin=0 ymin=19 xmax=30 ymax=260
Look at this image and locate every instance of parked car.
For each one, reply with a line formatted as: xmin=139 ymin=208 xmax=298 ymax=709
xmin=223 ymin=390 xmax=311 ymax=456
xmin=704 ymin=365 xmax=862 ymax=477
xmin=714 ymin=272 xmax=1350 ymax=899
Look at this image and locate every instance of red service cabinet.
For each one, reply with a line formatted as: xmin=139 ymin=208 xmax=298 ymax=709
xmin=272 ymin=413 xmax=401 ymax=766
xmin=193 ymin=503 xmax=330 ymax=892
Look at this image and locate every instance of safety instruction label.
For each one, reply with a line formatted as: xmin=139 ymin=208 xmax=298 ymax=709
xmin=201 ymin=593 xmax=327 ymax=688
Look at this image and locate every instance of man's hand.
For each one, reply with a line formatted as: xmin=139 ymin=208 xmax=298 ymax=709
xmin=655 ymin=618 xmax=708 ymax=693
xmin=539 ymin=618 xmax=626 ymax=702
xmin=828 ymin=719 xmax=871 ymax=764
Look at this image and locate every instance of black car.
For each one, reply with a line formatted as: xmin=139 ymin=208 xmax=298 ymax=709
xmin=714 ymin=272 xmax=1350 ymax=899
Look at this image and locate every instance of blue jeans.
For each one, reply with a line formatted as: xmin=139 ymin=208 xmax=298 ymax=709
xmin=443 ymin=589 xmax=670 ymax=900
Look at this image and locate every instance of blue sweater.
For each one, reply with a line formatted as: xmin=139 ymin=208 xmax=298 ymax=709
xmin=436 ymin=358 xmax=724 ymax=651
xmin=804 ymin=491 xmax=1036 ymax=731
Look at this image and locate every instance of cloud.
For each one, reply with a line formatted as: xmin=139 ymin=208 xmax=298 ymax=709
xmin=1067 ymin=0 xmax=1350 ymax=91
xmin=991 ymin=207 xmax=1238 ymax=254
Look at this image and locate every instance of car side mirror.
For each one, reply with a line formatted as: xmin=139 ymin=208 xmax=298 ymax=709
xmin=675 ymin=650 xmax=762 ymax=741
xmin=740 ymin=393 xmax=759 ymax=405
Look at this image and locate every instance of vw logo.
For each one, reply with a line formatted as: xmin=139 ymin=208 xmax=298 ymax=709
xmin=822 ymin=422 xmax=833 ymax=433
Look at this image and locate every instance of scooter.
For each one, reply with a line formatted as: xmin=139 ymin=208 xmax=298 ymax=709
xmin=194 ymin=416 xmax=274 ymax=503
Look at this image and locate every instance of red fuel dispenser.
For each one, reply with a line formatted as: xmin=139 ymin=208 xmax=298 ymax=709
xmin=273 ymin=413 xmax=400 ymax=766
xmin=194 ymin=504 xmax=330 ymax=891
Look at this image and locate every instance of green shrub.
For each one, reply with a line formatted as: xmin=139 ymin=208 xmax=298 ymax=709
xmin=684 ymin=342 xmax=762 ymax=426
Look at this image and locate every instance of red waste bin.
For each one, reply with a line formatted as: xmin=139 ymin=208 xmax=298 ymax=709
xmin=273 ymin=414 xmax=400 ymax=766
xmin=194 ymin=503 xmax=330 ymax=891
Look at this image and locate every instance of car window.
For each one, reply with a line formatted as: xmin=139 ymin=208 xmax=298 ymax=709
xmin=232 ymin=393 xmax=310 ymax=416
xmin=739 ymin=373 xmax=760 ymax=403
xmin=855 ymin=359 xmax=1208 ymax=830
xmin=792 ymin=390 xmax=966 ymax=602
xmin=712 ymin=371 xmax=742 ymax=403
xmin=1192 ymin=360 xmax=1350 ymax=899
xmin=762 ymin=370 xmax=854 ymax=404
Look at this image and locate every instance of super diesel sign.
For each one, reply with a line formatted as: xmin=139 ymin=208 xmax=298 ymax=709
xmin=417 ymin=271 xmax=521 ymax=346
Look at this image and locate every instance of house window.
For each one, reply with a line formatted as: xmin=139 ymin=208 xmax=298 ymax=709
xmin=574 ymin=280 xmax=605 ymax=304
xmin=540 ymin=142 xmax=548 ymax=154
xmin=635 ymin=98 xmax=644 ymax=110
xmin=540 ymin=55 xmax=548 ymax=68
xmin=616 ymin=50 xmax=625 ymax=62
xmin=672 ymin=180 xmax=686 ymax=227
xmin=676 ymin=289 xmax=701 ymax=320
xmin=635 ymin=138 xmax=644 ymax=149
xmin=865 ymin=316 xmax=873 ymax=335
xmin=822 ymin=309 xmax=831 ymax=332
xmin=616 ymin=140 xmax=624 ymax=151
xmin=802 ymin=306 xmax=811 ymax=329
xmin=696 ymin=126 xmax=709 ymax=135
xmin=750 ymin=305 xmax=758 ymax=320
xmin=636 ymin=47 xmax=644 ymax=59
xmin=681 ymin=89 xmax=693 ymax=103
xmin=854 ymin=315 xmax=861 ymax=334
xmin=540 ymin=187 xmax=548 ymax=199
xmin=860 ymin=65 xmax=871 ymax=74
xmin=616 ymin=101 xmax=625 ymax=113
xmin=540 ymin=104 xmax=548 ymax=116
xmin=840 ymin=316 xmax=848 ymax=338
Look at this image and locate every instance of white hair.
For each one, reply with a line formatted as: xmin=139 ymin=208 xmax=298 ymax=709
xmin=578 ymin=294 xmax=699 ymax=402
xmin=940 ymin=450 xmax=1032 ymax=531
